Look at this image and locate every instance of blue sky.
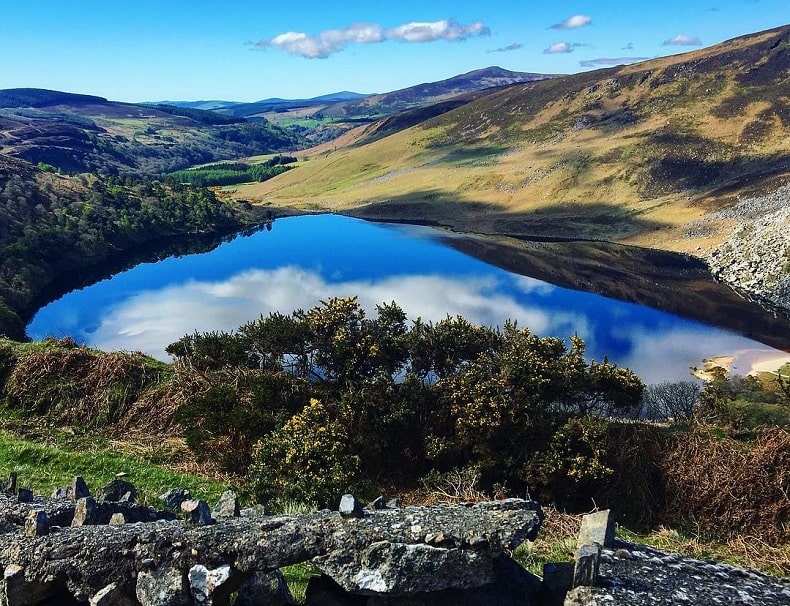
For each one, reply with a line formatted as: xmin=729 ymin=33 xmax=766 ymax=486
xmin=1 ymin=1 xmax=786 ymax=102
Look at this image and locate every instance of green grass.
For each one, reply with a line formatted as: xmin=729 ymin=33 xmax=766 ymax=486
xmin=0 ymin=430 xmax=227 ymax=506
xmin=281 ymin=563 xmax=319 ymax=604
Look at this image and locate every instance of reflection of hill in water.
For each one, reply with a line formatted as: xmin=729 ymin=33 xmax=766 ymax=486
xmin=21 ymin=224 xmax=270 ymax=325
xmin=439 ymin=232 xmax=790 ymax=353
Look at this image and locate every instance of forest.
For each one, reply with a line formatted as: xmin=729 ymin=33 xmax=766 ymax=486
xmin=169 ymin=155 xmax=298 ymax=186
xmin=0 ymin=161 xmax=266 ymax=338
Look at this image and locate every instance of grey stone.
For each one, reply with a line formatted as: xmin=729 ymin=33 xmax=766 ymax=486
xmin=90 ymin=582 xmax=138 ymax=606
xmin=72 ymin=497 xmax=100 ymax=526
xmin=16 ymin=489 xmax=32 ymax=504
xmin=181 ymin=499 xmax=214 ymax=526
xmin=386 ymin=499 xmax=401 ymax=509
xmin=339 ymin=494 xmax=364 ymax=519
xmin=3 ymin=473 xmax=17 ymax=495
xmin=109 ymin=513 xmax=126 ymax=526
xmin=1 ymin=562 xmax=63 ymax=606
xmin=51 ymin=487 xmax=68 ymax=499
xmin=0 ymin=498 xmax=542 ymax=605
xmin=541 ymin=561 xmax=573 ymax=606
xmin=160 ymin=488 xmax=192 ymax=510
xmin=576 ymin=510 xmax=615 ymax=549
xmin=189 ymin=564 xmax=237 ymax=605
xmin=235 ymin=570 xmax=295 ymax=606
xmin=213 ymin=490 xmax=240 ymax=519
xmin=315 ymin=541 xmax=495 ymax=594
xmin=96 ymin=479 xmax=137 ymax=503
xmin=69 ymin=476 xmax=90 ymax=501
xmin=572 ymin=544 xmax=601 ymax=588
xmin=24 ymin=510 xmax=48 ymax=537
xmin=368 ymin=496 xmax=387 ymax=510
xmin=307 ymin=555 xmax=541 ymax=605
xmin=137 ymin=566 xmax=192 ymax=606
xmin=563 ymin=541 xmax=790 ymax=605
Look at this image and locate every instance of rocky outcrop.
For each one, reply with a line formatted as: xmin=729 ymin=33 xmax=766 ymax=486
xmin=563 ymin=541 xmax=790 ymax=606
xmin=0 ymin=485 xmax=543 ymax=606
xmin=701 ymin=183 xmax=790 ymax=316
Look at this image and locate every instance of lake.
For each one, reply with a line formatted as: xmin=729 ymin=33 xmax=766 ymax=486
xmin=27 ymin=214 xmax=789 ymax=383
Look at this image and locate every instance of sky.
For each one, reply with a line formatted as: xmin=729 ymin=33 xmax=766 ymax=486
xmin=1 ymin=1 xmax=787 ymax=103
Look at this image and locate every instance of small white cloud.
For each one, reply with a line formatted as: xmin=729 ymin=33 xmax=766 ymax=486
xmin=550 ymin=14 xmax=592 ymax=29
xmin=387 ymin=19 xmax=490 ymax=42
xmin=662 ymin=34 xmax=702 ymax=46
xmin=488 ymin=43 xmax=524 ymax=53
xmin=544 ymin=42 xmax=573 ymax=54
xmin=258 ymin=19 xmax=490 ymax=58
xmin=579 ymin=56 xmax=649 ymax=67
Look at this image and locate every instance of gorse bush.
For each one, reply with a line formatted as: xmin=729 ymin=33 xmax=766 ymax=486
xmin=166 ymin=297 xmax=645 ymax=507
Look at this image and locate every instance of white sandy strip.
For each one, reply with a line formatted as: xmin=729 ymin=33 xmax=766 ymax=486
xmin=748 ymin=354 xmax=790 ymax=376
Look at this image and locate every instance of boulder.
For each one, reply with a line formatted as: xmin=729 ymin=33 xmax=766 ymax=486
xmin=68 ymin=476 xmax=90 ymax=501
xmin=0 ymin=498 xmax=543 ymax=605
xmin=213 ymin=491 xmax=240 ymax=519
xmin=161 ymin=488 xmax=192 ymax=510
xmin=234 ymin=570 xmax=294 ymax=606
xmin=96 ymin=479 xmax=137 ymax=503
xmin=339 ymin=494 xmax=364 ymax=519
xmin=563 ymin=541 xmax=790 ymax=606
xmin=181 ymin=500 xmax=214 ymax=526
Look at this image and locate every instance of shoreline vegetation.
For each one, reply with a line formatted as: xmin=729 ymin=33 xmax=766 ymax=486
xmin=0 ymin=300 xmax=788 ymax=577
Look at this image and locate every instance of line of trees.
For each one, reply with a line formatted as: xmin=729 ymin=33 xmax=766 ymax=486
xmin=169 ymin=156 xmax=297 ymax=187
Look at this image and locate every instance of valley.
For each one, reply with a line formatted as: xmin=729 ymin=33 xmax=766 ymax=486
xmin=0 ymin=20 xmax=788 ymax=596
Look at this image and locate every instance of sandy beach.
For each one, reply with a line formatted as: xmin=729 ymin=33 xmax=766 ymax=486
xmin=693 ymin=350 xmax=790 ymax=381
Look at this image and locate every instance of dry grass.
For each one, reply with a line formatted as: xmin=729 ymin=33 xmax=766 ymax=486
xmin=662 ymin=426 xmax=790 ymax=544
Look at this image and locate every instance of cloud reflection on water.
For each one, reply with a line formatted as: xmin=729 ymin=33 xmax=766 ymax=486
xmin=88 ymin=267 xmax=587 ymax=361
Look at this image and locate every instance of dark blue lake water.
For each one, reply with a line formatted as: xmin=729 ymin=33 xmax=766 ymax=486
xmin=27 ymin=215 xmax=787 ymax=382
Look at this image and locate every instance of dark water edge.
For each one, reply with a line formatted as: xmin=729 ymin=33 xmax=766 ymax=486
xmin=18 ymin=223 xmax=270 ymax=327
xmin=438 ymin=232 xmax=790 ymax=352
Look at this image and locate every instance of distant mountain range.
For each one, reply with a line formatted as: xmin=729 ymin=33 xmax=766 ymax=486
xmin=0 ymin=67 xmax=554 ymax=173
xmin=152 ymin=68 xmax=550 ymax=119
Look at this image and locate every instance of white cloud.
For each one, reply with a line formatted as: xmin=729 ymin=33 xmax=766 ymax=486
xmin=488 ymin=43 xmax=524 ymax=53
xmin=544 ymin=42 xmax=572 ymax=54
xmin=550 ymin=14 xmax=592 ymax=30
xmin=579 ymin=56 xmax=649 ymax=67
xmin=662 ymin=34 xmax=702 ymax=46
xmin=258 ymin=19 xmax=490 ymax=58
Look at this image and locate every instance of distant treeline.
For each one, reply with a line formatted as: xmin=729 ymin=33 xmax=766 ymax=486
xmin=170 ymin=155 xmax=297 ymax=187
xmin=151 ymin=104 xmax=246 ymax=126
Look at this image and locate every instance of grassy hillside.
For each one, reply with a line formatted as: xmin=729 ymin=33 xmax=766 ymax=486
xmin=0 ymin=89 xmax=297 ymax=175
xmin=235 ymin=26 xmax=788 ymax=257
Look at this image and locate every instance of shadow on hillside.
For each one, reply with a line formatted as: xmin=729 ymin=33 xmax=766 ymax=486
xmin=350 ymin=190 xmax=667 ymax=242
xmin=347 ymin=190 xmax=790 ymax=350
xmin=440 ymin=235 xmax=790 ymax=352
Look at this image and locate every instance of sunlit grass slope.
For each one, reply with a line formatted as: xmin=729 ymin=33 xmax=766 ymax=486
xmin=234 ymin=26 xmax=789 ymax=255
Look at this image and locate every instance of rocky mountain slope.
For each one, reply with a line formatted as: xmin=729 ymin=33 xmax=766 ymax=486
xmin=238 ymin=25 xmax=789 ymax=315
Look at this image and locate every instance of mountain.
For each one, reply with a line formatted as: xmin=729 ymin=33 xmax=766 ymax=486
xmin=0 ymin=91 xmax=297 ymax=175
xmin=232 ymin=25 xmax=789 ymax=312
xmin=318 ymin=67 xmax=554 ymax=119
xmin=155 ymin=92 xmax=368 ymax=115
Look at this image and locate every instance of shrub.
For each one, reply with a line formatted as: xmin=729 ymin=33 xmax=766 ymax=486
xmin=642 ymin=381 xmax=701 ymax=422
xmin=245 ymin=398 xmax=360 ymax=508
xmin=661 ymin=427 xmax=790 ymax=542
